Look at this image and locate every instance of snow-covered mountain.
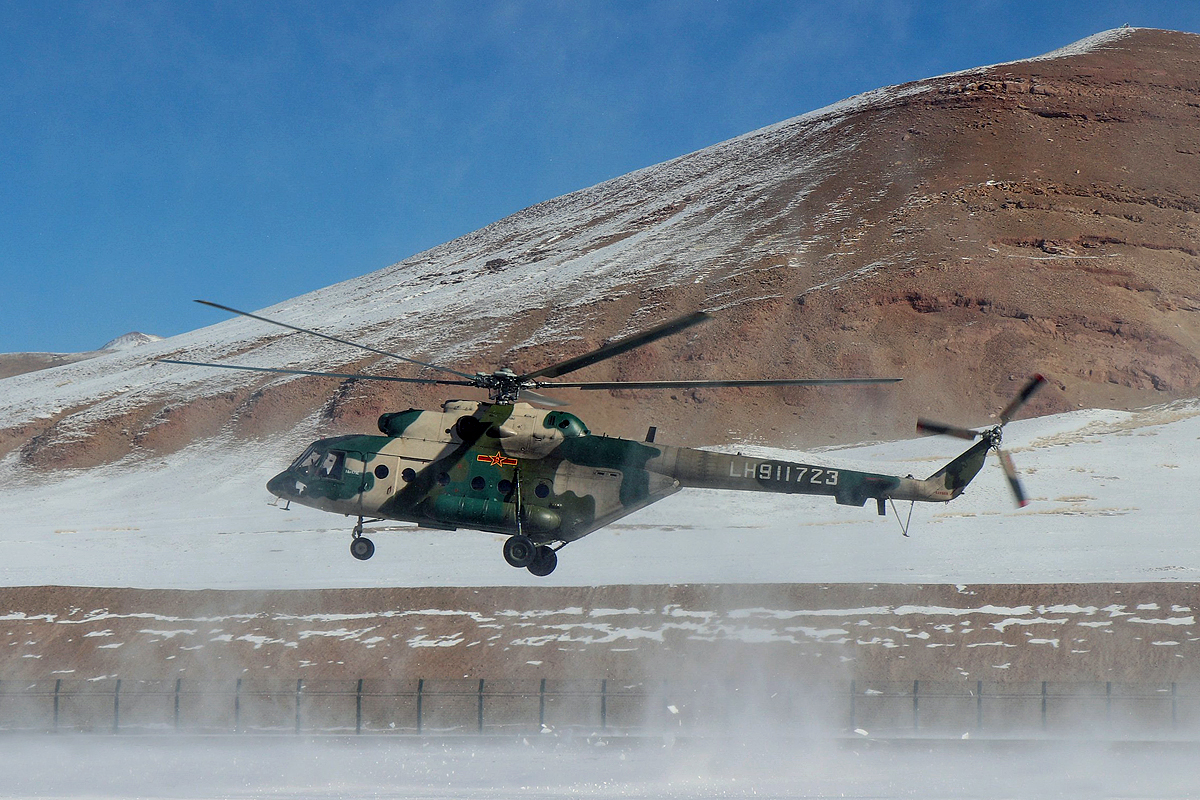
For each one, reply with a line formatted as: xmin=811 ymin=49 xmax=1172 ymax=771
xmin=0 ymin=332 xmax=162 ymax=380
xmin=2 ymin=27 xmax=1198 ymax=474
xmin=100 ymin=332 xmax=164 ymax=351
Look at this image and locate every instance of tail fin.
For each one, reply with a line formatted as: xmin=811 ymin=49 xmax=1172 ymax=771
xmin=926 ymin=437 xmax=992 ymax=498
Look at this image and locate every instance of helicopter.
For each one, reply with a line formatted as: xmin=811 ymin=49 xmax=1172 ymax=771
xmin=161 ymin=301 xmax=1045 ymax=576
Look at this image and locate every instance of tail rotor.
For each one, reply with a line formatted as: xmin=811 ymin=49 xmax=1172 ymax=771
xmin=916 ymin=375 xmax=1046 ymax=508
xmin=914 ymin=419 xmax=983 ymax=441
xmin=1000 ymin=373 xmax=1048 ymax=424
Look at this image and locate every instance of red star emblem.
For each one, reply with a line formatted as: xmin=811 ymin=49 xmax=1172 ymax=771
xmin=477 ymin=451 xmax=518 ymax=467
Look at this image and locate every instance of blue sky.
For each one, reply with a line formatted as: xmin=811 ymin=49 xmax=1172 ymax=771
xmin=3 ymin=1 xmax=1198 ymax=353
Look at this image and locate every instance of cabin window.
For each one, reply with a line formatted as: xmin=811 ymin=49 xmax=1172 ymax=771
xmin=374 ymin=464 xmax=390 ymax=479
xmin=471 ymin=476 xmax=486 ymax=491
xmin=535 ymin=483 xmax=550 ymax=499
xmin=401 ymin=468 xmax=416 ymax=483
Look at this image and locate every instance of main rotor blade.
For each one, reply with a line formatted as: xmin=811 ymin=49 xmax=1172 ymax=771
xmin=997 ymin=449 xmax=1030 ymax=508
xmin=542 ymin=377 xmax=902 ymax=390
xmin=916 ymin=418 xmax=981 ymax=440
xmin=521 ymin=311 xmax=711 ymax=381
xmin=157 ymin=359 xmax=475 ymax=386
xmin=999 ymin=374 xmax=1047 ymax=424
xmin=517 ymin=388 xmax=570 ymax=407
xmin=195 ymin=300 xmax=476 ymax=381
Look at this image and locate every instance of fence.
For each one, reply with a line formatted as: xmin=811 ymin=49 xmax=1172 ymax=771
xmin=1 ymin=678 xmax=1198 ymax=738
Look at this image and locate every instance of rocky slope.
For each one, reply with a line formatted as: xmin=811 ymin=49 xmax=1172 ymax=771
xmin=2 ymin=583 xmax=1197 ymax=684
xmin=3 ymin=27 xmax=1199 ymax=471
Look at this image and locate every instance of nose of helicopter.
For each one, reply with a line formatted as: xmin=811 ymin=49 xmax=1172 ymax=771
xmin=267 ymin=470 xmax=295 ymax=498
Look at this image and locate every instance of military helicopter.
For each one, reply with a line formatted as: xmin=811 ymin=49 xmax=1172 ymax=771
xmin=162 ymin=301 xmax=1044 ymax=576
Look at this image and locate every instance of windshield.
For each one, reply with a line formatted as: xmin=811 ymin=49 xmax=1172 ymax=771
xmin=291 ymin=447 xmax=346 ymax=480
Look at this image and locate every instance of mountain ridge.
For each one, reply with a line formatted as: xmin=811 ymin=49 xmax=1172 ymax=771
xmin=0 ymin=332 xmax=163 ymax=381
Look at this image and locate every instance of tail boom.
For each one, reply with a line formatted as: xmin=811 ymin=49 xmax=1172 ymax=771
xmin=646 ymin=439 xmax=992 ymax=509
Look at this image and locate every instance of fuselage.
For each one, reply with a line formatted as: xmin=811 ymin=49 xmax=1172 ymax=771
xmin=267 ymin=400 xmax=990 ymax=544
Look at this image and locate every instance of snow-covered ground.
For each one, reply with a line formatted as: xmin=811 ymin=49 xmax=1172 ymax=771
xmin=0 ymin=735 xmax=1195 ymax=800
xmin=0 ymin=399 xmax=1195 ymax=589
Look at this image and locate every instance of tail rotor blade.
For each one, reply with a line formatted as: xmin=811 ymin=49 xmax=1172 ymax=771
xmin=999 ymin=374 xmax=1047 ymax=424
xmin=916 ymin=418 xmax=981 ymax=440
xmin=998 ymin=449 xmax=1029 ymax=508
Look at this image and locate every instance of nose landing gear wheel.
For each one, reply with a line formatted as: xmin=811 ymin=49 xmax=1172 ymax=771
xmin=527 ymin=545 xmax=557 ymax=577
xmin=503 ymin=535 xmax=536 ymax=568
xmin=350 ymin=536 xmax=375 ymax=561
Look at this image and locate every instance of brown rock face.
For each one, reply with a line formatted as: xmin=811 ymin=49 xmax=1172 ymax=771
xmin=3 ymin=584 xmax=1197 ymax=684
xmin=5 ymin=28 xmax=1200 ymax=468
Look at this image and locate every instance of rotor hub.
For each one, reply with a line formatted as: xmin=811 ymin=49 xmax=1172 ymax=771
xmin=475 ymin=369 xmax=533 ymax=404
xmin=981 ymin=426 xmax=1003 ymax=450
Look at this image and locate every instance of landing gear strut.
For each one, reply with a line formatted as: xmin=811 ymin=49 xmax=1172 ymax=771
xmin=350 ymin=516 xmax=375 ymax=561
xmin=504 ymin=467 xmax=538 ymax=569
xmin=504 ymin=466 xmax=560 ymax=576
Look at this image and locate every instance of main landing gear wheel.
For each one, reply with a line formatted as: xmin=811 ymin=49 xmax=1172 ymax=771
xmin=350 ymin=536 xmax=375 ymax=561
xmin=527 ymin=545 xmax=557 ymax=577
xmin=503 ymin=535 xmax=536 ymax=568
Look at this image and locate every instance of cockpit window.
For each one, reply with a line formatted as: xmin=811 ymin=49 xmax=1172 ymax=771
xmin=291 ymin=447 xmax=346 ymax=480
xmin=292 ymin=446 xmax=322 ymax=477
xmin=318 ymin=451 xmax=346 ymax=479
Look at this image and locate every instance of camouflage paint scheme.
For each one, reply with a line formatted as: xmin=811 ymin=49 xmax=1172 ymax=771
xmin=169 ymin=303 xmax=1026 ymax=576
xmin=266 ymin=400 xmax=991 ymax=547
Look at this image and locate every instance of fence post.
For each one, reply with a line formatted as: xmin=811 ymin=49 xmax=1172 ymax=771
xmin=53 ymin=679 xmax=61 ymax=732
xmin=477 ymin=679 xmax=485 ymax=734
xmin=113 ymin=679 xmax=121 ymax=734
xmin=234 ymin=678 xmax=242 ymax=733
xmin=849 ymin=680 xmax=855 ymax=730
xmin=1172 ymin=682 xmax=1178 ymax=728
xmin=538 ymin=678 xmax=546 ymax=730
xmin=416 ymin=679 xmax=424 ymax=735
xmin=1041 ymin=681 xmax=1048 ymax=731
xmin=913 ymin=680 xmax=919 ymax=730
xmin=976 ymin=680 xmax=983 ymax=730
xmin=295 ymin=679 xmax=303 ymax=734
xmin=174 ymin=679 xmax=182 ymax=731
xmin=1106 ymin=681 xmax=1112 ymax=722
xmin=356 ymin=679 xmax=363 ymax=735
xmin=600 ymin=679 xmax=607 ymax=729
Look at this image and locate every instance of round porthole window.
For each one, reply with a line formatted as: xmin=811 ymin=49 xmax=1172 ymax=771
xmin=535 ymin=483 xmax=550 ymax=498
xmin=437 ymin=472 xmax=451 ymax=486
xmin=401 ymin=468 xmax=416 ymax=483
xmin=374 ymin=464 xmax=390 ymax=479
xmin=498 ymin=479 xmax=513 ymax=495
xmin=471 ymin=476 xmax=486 ymax=491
